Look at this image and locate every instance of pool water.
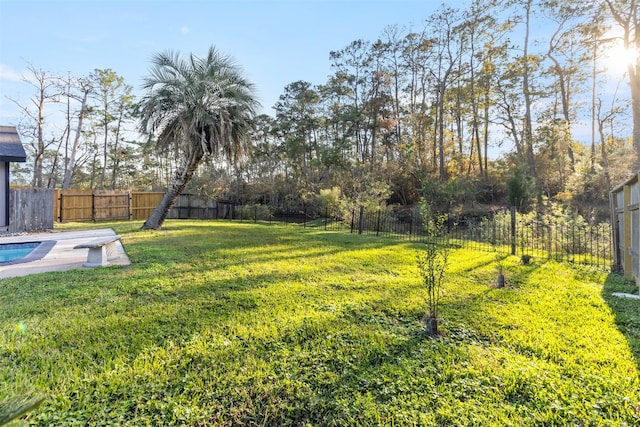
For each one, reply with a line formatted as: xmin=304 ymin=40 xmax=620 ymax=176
xmin=0 ymin=242 xmax=41 ymax=263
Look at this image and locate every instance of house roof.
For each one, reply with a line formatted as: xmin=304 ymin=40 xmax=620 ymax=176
xmin=0 ymin=125 xmax=27 ymax=162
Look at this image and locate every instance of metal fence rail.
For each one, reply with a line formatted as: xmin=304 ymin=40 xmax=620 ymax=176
xmin=46 ymin=189 xmax=614 ymax=270
xmin=232 ymin=205 xmax=613 ymax=270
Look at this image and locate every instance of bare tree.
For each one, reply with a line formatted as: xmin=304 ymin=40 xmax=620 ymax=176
xmin=62 ymin=76 xmax=93 ymax=189
xmin=9 ymin=65 xmax=61 ymax=187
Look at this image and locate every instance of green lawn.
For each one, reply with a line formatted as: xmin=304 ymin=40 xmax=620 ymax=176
xmin=1 ymin=220 xmax=639 ymax=426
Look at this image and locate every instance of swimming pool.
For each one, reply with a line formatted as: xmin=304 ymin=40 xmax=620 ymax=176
xmin=0 ymin=242 xmax=41 ymax=262
xmin=0 ymin=241 xmax=55 ymax=265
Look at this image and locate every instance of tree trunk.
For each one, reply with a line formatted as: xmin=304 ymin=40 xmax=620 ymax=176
xmin=100 ymin=103 xmax=109 ymax=190
xmin=630 ymin=60 xmax=640 ymax=168
xmin=110 ymin=107 xmax=124 ymax=190
xmin=426 ymin=316 xmax=439 ymax=336
xmin=522 ymin=0 xmax=536 ymax=179
xmin=497 ymin=272 xmax=505 ymax=288
xmin=437 ymin=79 xmax=447 ymax=181
xmin=32 ymin=92 xmax=45 ymax=188
xmin=604 ymin=0 xmax=640 ymax=167
xmin=141 ymin=147 xmax=204 ymax=230
xmin=63 ymin=89 xmax=89 ymax=189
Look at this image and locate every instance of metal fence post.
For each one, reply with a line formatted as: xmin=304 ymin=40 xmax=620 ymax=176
xmin=325 ymin=208 xmax=328 ymax=230
xmin=492 ymin=215 xmax=497 ymax=249
xmin=350 ymin=210 xmax=355 ymax=233
xmin=510 ymin=206 xmax=516 ymax=255
xmin=358 ymin=206 xmax=365 ymax=235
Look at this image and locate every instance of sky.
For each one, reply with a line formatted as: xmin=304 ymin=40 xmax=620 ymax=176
xmin=0 ymin=0 xmax=471 ymax=124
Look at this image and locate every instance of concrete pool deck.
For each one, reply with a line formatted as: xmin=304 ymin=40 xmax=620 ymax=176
xmin=0 ymin=228 xmax=130 ymax=279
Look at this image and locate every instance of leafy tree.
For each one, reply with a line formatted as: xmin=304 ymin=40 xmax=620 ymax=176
xmin=400 ymin=30 xmax=437 ymax=171
xmin=602 ymin=0 xmax=640 ymax=166
xmin=329 ymin=39 xmax=373 ymax=164
xmin=138 ymin=47 xmax=259 ymax=230
xmin=87 ymin=69 xmax=136 ymax=190
xmin=542 ymin=0 xmax=592 ymax=171
xmin=518 ymin=0 xmax=540 ymax=179
xmin=274 ymin=81 xmax=320 ymax=185
xmin=426 ymin=5 xmax=464 ymax=181
xmin=108 ymin=84 xmax=135 ymax=190
xmin=507 ymin=169 xmax=535 ymax=212
xmin=316 ymin=186 xmax=343 ymax=214
xmin=534 ymin=117 xmax=576 ymax=197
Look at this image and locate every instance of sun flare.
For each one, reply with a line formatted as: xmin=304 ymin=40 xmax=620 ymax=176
xmin=604 ymin=38 xmax=639 ymax=77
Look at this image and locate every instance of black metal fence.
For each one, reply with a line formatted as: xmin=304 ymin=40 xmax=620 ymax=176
xmin=51 ymin=190 xmax=613 ymax=270
xmin=231 ymin=204 xmax=613 ymax=270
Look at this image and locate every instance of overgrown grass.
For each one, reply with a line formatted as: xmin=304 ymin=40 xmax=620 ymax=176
xmin=1 ymin=220 xmax=639 ymax=426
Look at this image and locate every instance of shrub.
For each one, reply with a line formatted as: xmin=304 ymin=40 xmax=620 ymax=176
xmin=417 ymin=202 xmax=450 ymax=335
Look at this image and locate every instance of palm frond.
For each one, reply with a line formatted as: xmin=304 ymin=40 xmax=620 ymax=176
xmin=138 ymin=45 xmax=260 ymax=161
xmin=0 ymin=394 xmax=44 ymax=425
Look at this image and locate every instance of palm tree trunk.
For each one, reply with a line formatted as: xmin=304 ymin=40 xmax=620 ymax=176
xmin=141 ymin=146 xmax=203 ymax=230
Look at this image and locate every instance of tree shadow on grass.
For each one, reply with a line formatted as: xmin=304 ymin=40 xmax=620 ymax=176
xmin=601 ymin=272 xmax=640 ymax=370
xmin=0 ymin=222 xmax=412 ymax=392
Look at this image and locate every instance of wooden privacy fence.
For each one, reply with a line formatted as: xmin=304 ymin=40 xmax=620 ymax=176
xmin=9 ymin=188 xmax=54 ymax=232
xmin=610 ymin=172 xmax=640 ymax=285
xmin=54 ymin=190 xmax=235 ymax=222
xmin=131 ymin=192 xmax=164 ymax=221
xmin=55 ymin=190 xmax=164 ymax=222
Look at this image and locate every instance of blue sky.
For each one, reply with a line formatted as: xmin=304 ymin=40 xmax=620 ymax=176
xmin=0 ymin=0 xmax=469 ymax=123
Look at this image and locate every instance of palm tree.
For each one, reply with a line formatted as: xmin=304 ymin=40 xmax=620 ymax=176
xmin=138 ymin=47 xmax=259 ymax=230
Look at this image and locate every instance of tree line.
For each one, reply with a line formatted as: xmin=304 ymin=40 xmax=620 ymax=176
xmin=9 ymin=0 xmax=639 ymax=226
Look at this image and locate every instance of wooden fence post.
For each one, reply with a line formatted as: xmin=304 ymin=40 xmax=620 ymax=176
xmin=91 ymin=193 xmax=96 ymax=222
xmin=58 ymin=193 xmax=63 ymax=222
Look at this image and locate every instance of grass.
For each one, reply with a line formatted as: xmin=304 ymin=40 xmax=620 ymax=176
xmin=1 ymin=219 xmax=639 ymax=426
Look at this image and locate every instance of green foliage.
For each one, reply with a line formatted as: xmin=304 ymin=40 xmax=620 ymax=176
xmin=491 ymin=202 xmax=611 ymax=258
xmin=316 ymin=186 xmax=343 ymax=213
xmin=421 ymin=179 xmax=458 ymax=212
xmin=355 ymin=180 xmax=392 ymax=212
xmin=417 ymin=202 xmax=451 ymax=334
xmin=0 ymin=221 xmax=638 ymax=425
xmin=507 ymin=170 xmax=535 ymax=212
xmin=561 ymin=158 xmax=613 ymax=224
xmin=238 ymin=203 xmax=272 ymax=221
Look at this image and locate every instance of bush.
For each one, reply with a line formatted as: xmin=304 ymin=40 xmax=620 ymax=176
xmin=238 ymin=204 xmax=272 ymax=221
